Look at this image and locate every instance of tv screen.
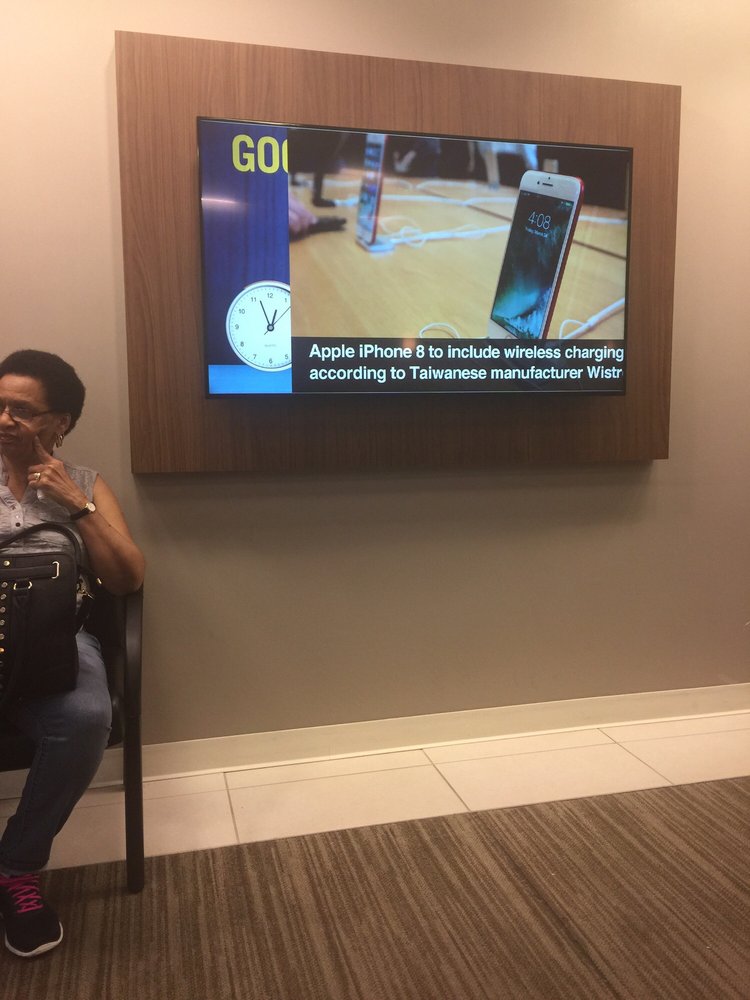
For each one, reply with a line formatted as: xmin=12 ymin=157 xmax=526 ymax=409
xmin=198 ymin=118 xmax=631 ymax=396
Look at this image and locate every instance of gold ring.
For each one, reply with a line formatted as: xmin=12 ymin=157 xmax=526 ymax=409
xmin=33 ymin=472 xmax=42 ymax=482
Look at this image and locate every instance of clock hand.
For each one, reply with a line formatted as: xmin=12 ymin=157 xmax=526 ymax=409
xmin=260 ymin=300 xmax=272 ymax=327
xmin=275 ymin=305 xmax=291 ymax=324
xmin=263 ymin=308 xmax=280 ymax=334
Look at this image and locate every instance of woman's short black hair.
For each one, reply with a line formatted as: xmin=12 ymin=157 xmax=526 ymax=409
xmin=0 ymin=349 xmax=86 ymax=432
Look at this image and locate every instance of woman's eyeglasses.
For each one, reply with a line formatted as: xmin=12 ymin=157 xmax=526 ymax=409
xmin=0 ymin=400 xmax=54 ymax=422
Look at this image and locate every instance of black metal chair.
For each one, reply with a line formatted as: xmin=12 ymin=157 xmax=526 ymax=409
xmin=0 ymin=586 xmax=144 ymax=892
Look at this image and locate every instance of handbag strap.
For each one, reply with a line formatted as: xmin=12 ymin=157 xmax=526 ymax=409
xmin=0 ymin=521 xmax=84 ymax=566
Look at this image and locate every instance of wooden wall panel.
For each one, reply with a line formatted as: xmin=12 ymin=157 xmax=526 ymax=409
xmin=115 ymin=31 xmax=680 ymax=473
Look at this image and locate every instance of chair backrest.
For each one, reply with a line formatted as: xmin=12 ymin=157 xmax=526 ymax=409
xmin=88 ymin=584 xmax=127 ymax=744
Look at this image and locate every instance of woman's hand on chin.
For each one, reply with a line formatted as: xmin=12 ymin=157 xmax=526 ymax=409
xmin=27 ymin=436 xmax=87 ymax=513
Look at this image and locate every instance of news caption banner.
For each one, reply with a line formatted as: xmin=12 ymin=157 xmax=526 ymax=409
xmin=291 ymin=338 xmax=625 ymax=392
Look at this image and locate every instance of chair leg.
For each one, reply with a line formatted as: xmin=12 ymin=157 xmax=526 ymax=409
xmin=123 ymin=718 xmax=145 ymax=892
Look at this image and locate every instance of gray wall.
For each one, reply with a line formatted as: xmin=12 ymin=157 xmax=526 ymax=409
xmin=3 ymin=1 xmax=748 ymax=744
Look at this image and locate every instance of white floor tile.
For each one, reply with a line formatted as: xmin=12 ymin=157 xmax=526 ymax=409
xmin=434 ymin=743 xmax=671 ymax=811
xmin=47 ymin=802 xmax=126 ymax=869
xmin=143 ymin=789 xmax=238 ymax=858
xmin=226 ymin=750 xmax=429 ymax=789
xmin=425 ymin=728 xmax=610 ymax=764
xmin=622 ymin=729 xmax=750 ymax=784
xmin=230 ymin=765 xmax=467 ymax=843
xmin=602 ymin=712 xmax=750 ymax=743
xmin=46 ymin=788 xmax=238 ymax=870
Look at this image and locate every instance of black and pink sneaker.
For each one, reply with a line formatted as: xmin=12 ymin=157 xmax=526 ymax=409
xmin=0 ymin=873 xmax=63 ymax=957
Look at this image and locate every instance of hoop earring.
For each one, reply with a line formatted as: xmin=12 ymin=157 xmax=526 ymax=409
xmin=55 ymin=433 xmax=65 ymax=449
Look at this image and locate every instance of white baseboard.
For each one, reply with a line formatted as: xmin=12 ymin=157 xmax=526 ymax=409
xmin=2 ymin=682 xmax=749 ymax=798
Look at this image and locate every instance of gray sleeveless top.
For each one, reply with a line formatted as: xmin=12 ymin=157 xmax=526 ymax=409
xmin=0 ymin=458 xmax=98 ymax=561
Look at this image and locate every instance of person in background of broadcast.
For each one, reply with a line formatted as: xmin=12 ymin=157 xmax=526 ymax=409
xmin=288 ymin=192 xmax=347 ymax=240
xmin=0 ymin=349 xmax=145 ymax=958
xmin=289 ymin=193 xmax=318 ymax=236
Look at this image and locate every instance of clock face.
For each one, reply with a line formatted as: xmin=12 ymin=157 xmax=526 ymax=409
xmin=226 ymin=280 xmax=292 ymax=371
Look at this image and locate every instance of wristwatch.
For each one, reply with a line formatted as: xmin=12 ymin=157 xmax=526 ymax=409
xmin=70 ymin=501 xmax=96 ymax=521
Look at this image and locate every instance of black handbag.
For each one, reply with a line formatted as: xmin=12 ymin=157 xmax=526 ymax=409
xmin=0 ymin=522 xmax=95 ymax=711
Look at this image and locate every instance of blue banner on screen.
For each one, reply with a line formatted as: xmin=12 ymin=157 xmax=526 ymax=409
xmin=198 ymin=119 xmax=631 ymax=395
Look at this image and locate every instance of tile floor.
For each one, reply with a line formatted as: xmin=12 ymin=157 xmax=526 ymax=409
xmin=1 ymin=712 xmax=748 ymax=872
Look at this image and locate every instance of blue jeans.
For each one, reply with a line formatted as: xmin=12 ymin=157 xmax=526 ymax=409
xmin=0 ymin=630 xmax=112 ymax=875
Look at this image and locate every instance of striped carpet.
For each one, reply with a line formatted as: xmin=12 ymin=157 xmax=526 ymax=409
xmin=2 ymin=778 xmax=748 ymax=999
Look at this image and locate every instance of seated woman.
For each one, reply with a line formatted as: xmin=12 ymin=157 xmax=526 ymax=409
xmin=0 ymin=349 xmax=145 ymax=958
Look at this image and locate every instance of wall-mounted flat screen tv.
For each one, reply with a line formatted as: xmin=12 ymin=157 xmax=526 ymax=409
xmin=198 ymin=118 xmax=631 ymax=395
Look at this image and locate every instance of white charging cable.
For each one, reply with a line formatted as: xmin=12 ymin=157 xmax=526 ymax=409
xmin=382 ymin=219 xmax=510 ymax=247
xmin=559 ymin=298 xmax=625 ymax=339
xmin=418 ymin=323 xmax=462 ymax=339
